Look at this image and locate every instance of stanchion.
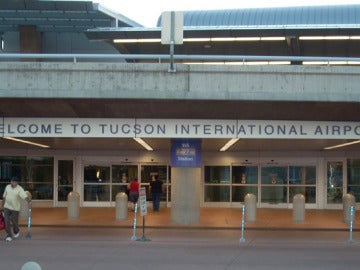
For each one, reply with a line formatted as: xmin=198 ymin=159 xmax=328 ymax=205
xmin=348 ymin=206 xmax=355 ymax=243
xmin=240 ymin=204 xmax=246 ymax=243
xmin=137 ymin=216 xmax=151 ymax=242
xmin=131 ymin=203 xmax=138 ymax=241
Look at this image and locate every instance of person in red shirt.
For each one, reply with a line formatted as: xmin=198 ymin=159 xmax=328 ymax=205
xmin=127 ymin=177 xmax=139 ymax=211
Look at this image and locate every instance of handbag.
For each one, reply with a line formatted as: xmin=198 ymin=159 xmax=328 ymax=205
xmin=0 ymin=212 xmax=5 ymax=230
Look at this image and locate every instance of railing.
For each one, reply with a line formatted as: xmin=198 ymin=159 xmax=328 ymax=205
xmin=0 ymin=53 xmax=360 ymax=68
xmin=1 ymin=53 xmax=360 ymax=65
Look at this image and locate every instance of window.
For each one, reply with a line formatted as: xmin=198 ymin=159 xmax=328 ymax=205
xmin=327 ymin=161 xmax=343 ymax=204
xmin=0 ymin=156 xmax=54 ymax=200
xmin=347 ymin=159 xmax=360 ymax=202
xmin=84 ymin=165 xmax=110 ymax=202
xmin=232 ymin=166 xmax=258 ymax=202
xmin=204 ymin=166 xmax=230 ymax=202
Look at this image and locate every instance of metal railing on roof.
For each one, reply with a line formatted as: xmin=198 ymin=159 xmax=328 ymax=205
xmin=1 ymin=53 xmax=360 ymax=65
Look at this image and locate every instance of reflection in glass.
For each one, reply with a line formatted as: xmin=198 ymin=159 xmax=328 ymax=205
xmin=84 ymin=166 xmax=110 ymax=202
xmin=84 ymin=185 xmax=110 ymax=202
xmin=0 ymin=156 xmax=54 ymax=200
xmin=232 ymin=186 xmax=258 ymax=202
xmin=58 ymin=160 xmax=73 ymax=202
xmin=289 ymin=187 xmax=316 ymax=203
xmin=347 ymin=159 xmax=360 ymax=202
xmin=327 ymin=161 xmax=343 ymax=204
xmin=261 ymin=186 xmax=287 ymax=204
xmin=232 ymin=166 xmax=258 ymax=184
xmin=204 ymin=186 xmax=230 ymax=202
xmin=261 ymin=167 xmax=287 ymax=185
xmin=205 ymin=166 xmax=230 ymax=183
xmin=289 ymin=166 xmax=316 ymax=185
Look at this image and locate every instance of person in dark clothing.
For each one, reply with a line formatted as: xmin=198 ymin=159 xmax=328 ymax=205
xmin=149 ymin=175 xmax=164 ymax=212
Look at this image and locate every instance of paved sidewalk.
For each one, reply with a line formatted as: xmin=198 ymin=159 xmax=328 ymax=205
xmin=19 ymin=207 xmax=359 ymax=230
xmin=1 ymin=227 xmax=359 ymax=270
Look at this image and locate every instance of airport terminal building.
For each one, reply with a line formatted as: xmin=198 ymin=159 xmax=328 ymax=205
xmin=1 ymin=1 xmax=360 ymax=224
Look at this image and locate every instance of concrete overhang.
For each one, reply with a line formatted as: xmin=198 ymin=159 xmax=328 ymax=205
xmin=1 ymin=62 xmax=360 ymax=152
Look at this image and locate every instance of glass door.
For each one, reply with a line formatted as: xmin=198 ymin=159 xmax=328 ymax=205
xmin=56 ymin=160 xmax=74 ymax=206
xmin=326 ymin=161 xmax=344 ymax=207
xmin=260 ymin=165 xmax=288 ymax=207
xmin=141 ymin=165 xmax=171 ymax=206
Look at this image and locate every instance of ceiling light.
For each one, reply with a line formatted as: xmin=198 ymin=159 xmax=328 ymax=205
xmin=299 ymin=36 xmax=350 ymax=40
xmin=3 ymin=137 xmax=50 ymax=148
xmin=113 ymin=38 xmax=161 ymax=43
xmin=133 ymin=137 xmax=153 ymax=151
xmin=235 ymin=37 xmax=260 ymax=41
xmin=219 ymin=138 xmax=239 ymax=152
xmin=184 ymin=38 xmax=211 ymax=42
xmin=260 ymin=37 xmax=286 ymax=41
xmin=324 ymin=140 xmax=360 ymax=150
xmin=210 ymin=37 xmax=236 ymax=42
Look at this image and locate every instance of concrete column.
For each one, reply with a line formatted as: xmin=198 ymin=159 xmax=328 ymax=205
xmin=19 ymin=25 xmax=42 ymax=61
xmin=171 ymin=167 xmax=201 ymax=225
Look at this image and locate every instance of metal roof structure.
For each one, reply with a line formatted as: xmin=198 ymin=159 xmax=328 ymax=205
xmin=158 ymin=5 xmax=360 ymax=27
xmin=0 ymin=0 xmax=141 ymax=33
xmin=85 ymin=4 xmax=360 ymax=58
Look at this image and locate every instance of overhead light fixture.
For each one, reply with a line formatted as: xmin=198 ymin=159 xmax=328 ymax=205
xmin=324 ymin=140 xmax=360 ymax=150
xmin=299 ymin=36 xmax=350 ymax=40
xmin=113 ymin=36 xmax=286 ymax=44
xmin=133 ymin=137 xmax=153 ymax=151
xmin=302 ymin=61 xmax=360 ymax=66
xmin=185 ymin=38 xmax=211 ymax=42
xmin=260 ymin=37 xmax=286 ymax=41
xmin=219 ymin=138 xmax=239 ymax=152
xmin=3 ymin=137 xmax=50 ymax=148
xmin=113 ymin=38 xmax=161 ymax=43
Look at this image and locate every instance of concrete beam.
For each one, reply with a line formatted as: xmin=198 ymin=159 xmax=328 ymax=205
xmin=0 ymin=62 xmax=360 ymax=102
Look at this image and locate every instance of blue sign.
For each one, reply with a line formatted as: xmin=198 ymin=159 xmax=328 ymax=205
xmin=171 ymin=139 xmax=202 ymax=167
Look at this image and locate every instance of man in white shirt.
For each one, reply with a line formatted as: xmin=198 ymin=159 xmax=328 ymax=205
xmin=1 ymin=176 xmax=31 ymax=242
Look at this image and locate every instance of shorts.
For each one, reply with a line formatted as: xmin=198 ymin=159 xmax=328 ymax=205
xmin=129 ymin=192 xmax=139 ymax=203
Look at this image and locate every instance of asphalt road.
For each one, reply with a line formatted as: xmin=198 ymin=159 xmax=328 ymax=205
xmin=1 ymin=227 xmax=359 ymax=270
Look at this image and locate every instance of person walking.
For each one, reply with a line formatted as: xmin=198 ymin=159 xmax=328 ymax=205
xmin=1 ymin=176 xmax=32 ymax=242
xmin=149 ymin=175 xmax=164 ymax=212
xmin=127 ymin=177 xmax=139 ymax=211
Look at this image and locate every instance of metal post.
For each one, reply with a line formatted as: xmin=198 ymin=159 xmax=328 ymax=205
xmin=168 ymin=11 xmax=176 ymax=73
xmin=240 ymin=204 xmax=246 ymax=243
xmin=137 ymin=216 xmax=151 ymax=242
xmin=348 ymin=206 xmax=355 ymax=243
xmin=131 ymin=203 xmax=138 ymax=241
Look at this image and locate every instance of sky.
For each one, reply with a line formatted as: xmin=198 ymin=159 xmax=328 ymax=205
xmin=94 ymin=0 xmax=360 ymax=27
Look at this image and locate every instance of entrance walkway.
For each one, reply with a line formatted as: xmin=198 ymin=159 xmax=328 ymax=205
xmin=21 ymin=207 xmax=359 ymax=230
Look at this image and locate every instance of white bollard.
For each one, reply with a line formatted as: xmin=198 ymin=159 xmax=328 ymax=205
xmin=21 ymin=261 xmax=42 ymax=270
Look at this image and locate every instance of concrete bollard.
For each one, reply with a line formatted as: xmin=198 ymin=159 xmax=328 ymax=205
xmin=67 ymin=191 xmax=80 ymax=220
xmin=343 ymin=193 xmax=356 ymax=224
xmin=20 ymin=191 xmax=32 ymax=220
xmin=244 ymin=193 xmax=257 ymax=222
xmin=115 ymin=192 xmax=128 ymax=221
xmin=293 ymin=194 xmax=305 ymax=223
xmin=21 ymin=261 xmax=42 ymax=270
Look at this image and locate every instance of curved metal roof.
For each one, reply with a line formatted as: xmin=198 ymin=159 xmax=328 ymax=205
xmin=157 ymin=5 xmax=360 ymax=27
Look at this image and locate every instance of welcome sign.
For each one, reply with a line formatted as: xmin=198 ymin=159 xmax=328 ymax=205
xmin=1 ymin=117 xmax=360 ymax=139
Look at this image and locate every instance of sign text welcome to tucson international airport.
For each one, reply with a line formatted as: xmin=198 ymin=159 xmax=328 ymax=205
xmin=2 ymin=118 xmax=360 ymax=139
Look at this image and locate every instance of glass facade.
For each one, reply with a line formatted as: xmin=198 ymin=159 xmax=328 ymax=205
xmin=204 ymin=164 xmax=316 ymax=205
xmin=57 ymin=160 xmax=73 ymax=202
xmin=141 ymin=165 xmax=170 ymax=202
xmin=347 ymin=159 xmax=360 ymax=202
xmin=327 ymin=161 xmax=343 ymax=204
xmin=0 ymin=156 xmax=54 ymax=200
xmin=83 ymin=164 xmax=171 ymax=204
